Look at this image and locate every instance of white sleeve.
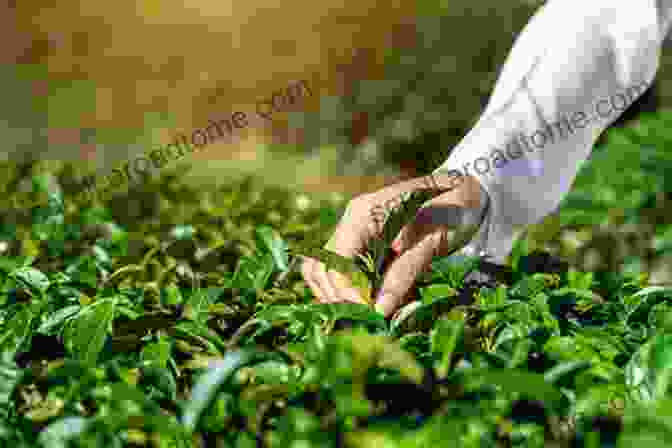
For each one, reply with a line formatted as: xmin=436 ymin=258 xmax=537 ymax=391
xmin=435 ymin=0 xmax=672 ymax=265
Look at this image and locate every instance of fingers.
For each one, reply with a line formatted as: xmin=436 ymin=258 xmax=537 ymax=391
xmin=300 ymin=256 xmax=326 ymax=302
xmin=301 ymin=196 xmax=374 ymax=305
xmin=301 ymin=254 xmax=369 ymax=305
xmin=324 ymin=198 xmax=372 ymax=257
xmin=391 ymin=178 xmax=486 ymax=254
xmin=301 ymin=256 xmax=338 ymax=304
xmin=327 ymin=269 xmax=369 ymax=305
xmin=300 ymin=175 xmax=485 ymax=310
xmin=392 ymin=204 xmax=466 ymax=252
xmin=378 ymin=182 xmax=487 ymax=317
xmin=374 ymin=232 xmax=439 ymax=317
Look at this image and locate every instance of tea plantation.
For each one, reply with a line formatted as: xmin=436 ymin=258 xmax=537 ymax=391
xmin=1 ymin=111 xmax=672 ymax=447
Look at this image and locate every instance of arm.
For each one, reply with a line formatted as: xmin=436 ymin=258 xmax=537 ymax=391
xmin=435 ymin=0 xmax=672 ymax=265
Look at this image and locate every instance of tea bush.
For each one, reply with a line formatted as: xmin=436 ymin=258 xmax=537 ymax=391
xmin=0 ymin=156 xmax=671 ymax=447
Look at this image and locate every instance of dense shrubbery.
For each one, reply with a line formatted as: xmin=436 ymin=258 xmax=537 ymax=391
xmin=0 ymin=150 xmax=672 ymax=447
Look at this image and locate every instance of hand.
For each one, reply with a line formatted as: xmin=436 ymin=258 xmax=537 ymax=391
xmin=300 ymin=172 xmax=487 ymax=318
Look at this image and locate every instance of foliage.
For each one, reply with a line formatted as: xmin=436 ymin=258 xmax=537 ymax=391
xmin=0 ymin=158 xmax=668 ymax=447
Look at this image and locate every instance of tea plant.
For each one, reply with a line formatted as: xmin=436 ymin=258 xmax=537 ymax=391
xmin=0 ymin=160 xmax=669 ymax=447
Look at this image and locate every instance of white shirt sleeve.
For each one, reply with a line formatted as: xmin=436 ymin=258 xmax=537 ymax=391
xmin=435 ymin=0 xmax=672 ymax=265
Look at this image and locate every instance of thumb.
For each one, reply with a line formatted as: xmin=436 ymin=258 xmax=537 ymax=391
xmin=374 ymin=233 xmax=439 ymax=317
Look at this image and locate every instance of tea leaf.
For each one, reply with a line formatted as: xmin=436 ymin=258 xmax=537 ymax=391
xmin=10 ymin=266 xmax=50 ymax=295
xmin=369 ymin=189 xmax=437 ymax=282
xmin=291 ymin=246 xmax=373 ymax=305
xmin=62 ymin=298 xmax=116 ymax=365
xmin=255 ymin=226 xmax=290 ymax=272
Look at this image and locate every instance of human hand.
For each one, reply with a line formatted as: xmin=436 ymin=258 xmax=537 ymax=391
xmin=300 ymin=172 xmax=487 ymax=318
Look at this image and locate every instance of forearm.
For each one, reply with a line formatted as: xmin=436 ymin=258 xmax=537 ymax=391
xmin=434 ymin=0 xmax=672 ymax=264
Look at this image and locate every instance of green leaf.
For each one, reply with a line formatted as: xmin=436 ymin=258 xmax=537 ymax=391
xmin=170 ymin=225 xmax=195 ymax=240
xmin=63 ymin=298 xmax=116 ymax=365
xmin=550 ymin=287 xmax=604 ymax=303
xmin=108 ymin=381 xmax=156 ymax=406
xmin=543 ymin=360 xmax=592 ymax=385
xmin=255 ymin=226 xmax=290 ymax=272
xmin=329 ymin=330 xmax=424 ymax=385
xmin=232 ymin=253 xmax=275 ymax=293
xmin=625 ymin=287 xmax=672 ymax=326
xmin=64 ymin=256 xmax=99 ymax=289
xmin=291 ymin=246 xmax=360 ymax=281
xmin=37 ymin=416 xmax=89 ymax=448
xmin=652 ymin=334 xmax=672 ymax=388
xmin=0 ymin=256 xmax=24 ymax=274
xmin=141 ymin=365 xmax=178 ymax=402
xmin=181 ymin=350 xmax=255 ymax=433
xmin=183 ymin=288 xmax=218 ymax=324
xmin=649 ymin=303 xmax=672 ymax=331
xmin=632 ymin=285 xmax=672 ymax=297
xmin=510 ymin=274 xmax=550 ymax=298
xmin=430 ymin=316 xmax=465 ymax=377
xmin=328 ymin=302 xmax=388 ymax=332
xmin=544 ymin=335 xmax=601 ymax=363
xmin=291 ymin=246 xmax=372 ymax=305
xmin=623 ymin=333 xmax=672 ymax=404
xmin=618 ymin=397 xmax=672 ymax=447
xmin=105 ymin=264 xmax=144 ymax=287
xmin=420 ymin=283 xmax=457 ymax=305
xmin=507 ymin=234 xmax=529 ymax=274
xmin=140 ymin=337 xmax=172 ymax=369
xmin=36 ymin=305 xmax=81 ymax=335
xmin=10 ymin=266 xmax=50 ymax=294
xmin=465 ymin=368 xmax=565 ymax=411
xmin=174 ymin=320 xmax=226 ymax=355
xmin=356 ymin=252 xmax=377 ymax=276
xmin=567 ymin=269 xmax=594 ymax=290
xmin=626 ymin=341 xmax=657 ymax=403
xmin=506 ymin=337 xmax=533 ymax=369
xmin=368 ymin=189 xmax=437 ymax=279
xmin=0 ymin=305 xmax=35 ymax=357
xmin=423 ymin=254 xmax=481 ymax=287
xmin=250 ymin=360 xmax=294 ymax=385
xmin=0 ymin=352 xmax=23 ymax=420
xmin=390 ymin=301 xmax=424 ymax=335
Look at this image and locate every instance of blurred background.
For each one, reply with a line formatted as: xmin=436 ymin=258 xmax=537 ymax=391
xmin=4 ymin=0 xmax=672 ymax=280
